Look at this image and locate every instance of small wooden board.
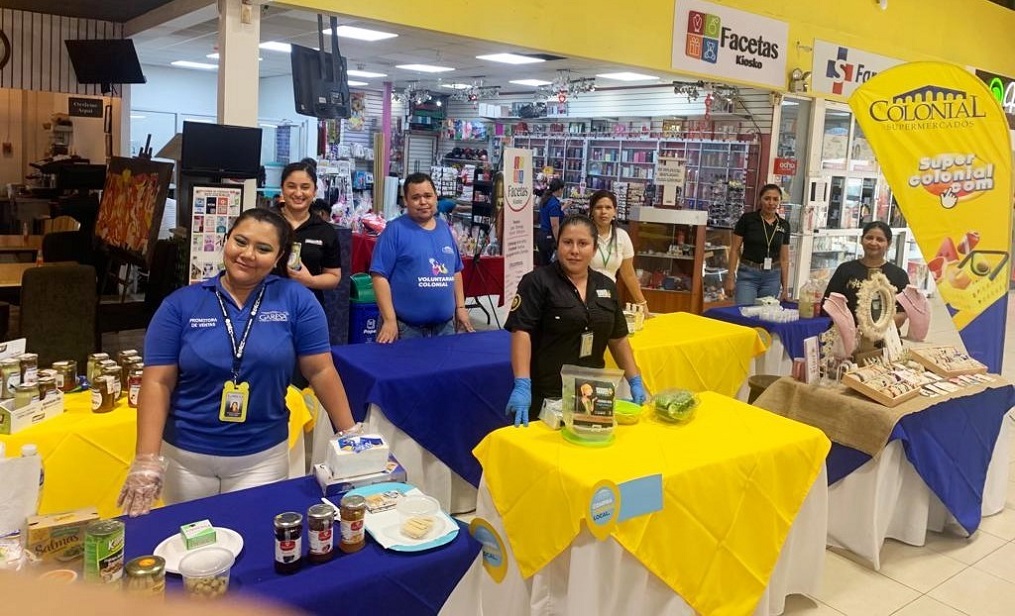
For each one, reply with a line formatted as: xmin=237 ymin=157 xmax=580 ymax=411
xmin=841 ymin=373 xmax=921 ymax=408
xmin=908 ymin=346 xmax=988 ymax=377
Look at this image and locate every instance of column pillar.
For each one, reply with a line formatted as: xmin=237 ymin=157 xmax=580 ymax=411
xmin=217 ymin=0 xmax=260 ymax=208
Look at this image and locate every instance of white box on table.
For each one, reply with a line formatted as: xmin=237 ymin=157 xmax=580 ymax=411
xmin=313 ymin=454 xmax=407 ymax=499
xmin=325 ymin=433 xmax=390 ymax=478
xmin=0 ymin=391 xmax=64 ymax=435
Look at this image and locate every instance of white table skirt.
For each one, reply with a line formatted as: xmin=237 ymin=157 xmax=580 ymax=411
xmin=363 ymin=403 xmax=478 ymax=514
xmin=827 ymin=413 xmax=1013 ymax=569
xmin=738 ymin=333 xmax=794 ymax=401
xmin=447 ymin=465 xmax=828 ymax=616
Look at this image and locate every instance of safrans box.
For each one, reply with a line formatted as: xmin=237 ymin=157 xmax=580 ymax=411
xmin=0 ymin=391 xmax=64 ymax=435
xmin=313 ymin=454 xmax=407 ymax=499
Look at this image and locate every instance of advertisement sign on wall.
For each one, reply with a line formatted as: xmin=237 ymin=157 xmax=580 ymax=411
xmin=501 ymin=148 xmax=534 ymax=311
xmin=975 ymin=69 xmax=1015 ymax=128
xmin=671 ymin=0 xmax=788 ymax=89
xmin=811 ymin=40 xmax=903 ymax=99
xmin=849 ymin=62 xmax=1013 ymax=372
xmin=189 ymin=184 xmax=243 ymax=284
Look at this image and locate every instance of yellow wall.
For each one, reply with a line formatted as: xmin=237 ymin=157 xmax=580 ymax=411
xmin=282 ymin=0 xmax=1015 ymax=86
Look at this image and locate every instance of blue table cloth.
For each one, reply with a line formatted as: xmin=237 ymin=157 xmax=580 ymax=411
xmin=826 ymin=384 xmax=1015 ymax=534
xmin=702 ymin=302 xmax=831 ymax=360
xmin=332 ymin=330 xmax=514 ymax=486
xmin=122 ymin=477 xmax=480 ymax=616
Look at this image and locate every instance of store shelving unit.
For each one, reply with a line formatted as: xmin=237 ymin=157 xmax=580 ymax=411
xmin=626 ymin=207 xmax=709 ymax=314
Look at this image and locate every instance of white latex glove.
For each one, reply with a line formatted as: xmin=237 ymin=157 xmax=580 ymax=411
xmin=117 ymin=453 xmax=167 ymax=518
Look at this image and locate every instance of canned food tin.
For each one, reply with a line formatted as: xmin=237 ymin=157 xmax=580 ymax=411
xmin=124 ymin=555 xmax=166 ymax=597
xmin=83 ymin=519 xmax=125 ymax=584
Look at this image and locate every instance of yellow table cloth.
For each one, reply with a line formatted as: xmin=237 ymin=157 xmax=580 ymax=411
xmin=0 ymin=388 xmax=313 ymax=519
xmin=607 ymin=312 xmax=766 ymax=397
xmin=473 ymin=391 xmax=830 ymax=616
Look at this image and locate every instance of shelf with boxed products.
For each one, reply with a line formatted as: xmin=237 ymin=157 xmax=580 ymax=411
xmin=625 ymin=207 xmax=708 ymax=314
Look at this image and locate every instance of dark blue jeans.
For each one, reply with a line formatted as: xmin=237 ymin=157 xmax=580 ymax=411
xmin=734 ymin=266 xmax=782 ymax=305
xmin=397 ymin=319 xmax=455 ymax=339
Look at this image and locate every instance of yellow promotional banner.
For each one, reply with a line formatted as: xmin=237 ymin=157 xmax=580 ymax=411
xmin=849 ymin=62 xmax=1013 ymax=372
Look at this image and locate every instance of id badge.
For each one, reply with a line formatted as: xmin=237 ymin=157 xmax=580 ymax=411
xmin=579 ymin=331 xmax=594 ymax=358
xmin=763 ymin=257 xmax=773 ymax=270
xmin=219 ymin=381 xmax=250 ymax=423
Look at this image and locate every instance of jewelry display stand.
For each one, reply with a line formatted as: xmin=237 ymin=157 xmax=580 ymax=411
xmin=909 ymin=345 xmax=988 ymax=377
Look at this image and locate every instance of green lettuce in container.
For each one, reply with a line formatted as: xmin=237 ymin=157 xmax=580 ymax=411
xmin=653 ymin=389 xmax=699 ymax=423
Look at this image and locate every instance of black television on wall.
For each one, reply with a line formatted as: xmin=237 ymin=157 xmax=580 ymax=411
xmin=180 ymin=121 xmax=262 ymax=179
xmin=64 ymin=39 xmax=146 ymax=92
xmin=291 ymin=44 xmax=351 ymax=120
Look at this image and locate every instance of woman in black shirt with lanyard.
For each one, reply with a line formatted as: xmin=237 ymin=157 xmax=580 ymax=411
xmin=725 ymin=184 xmax=791 ymax=304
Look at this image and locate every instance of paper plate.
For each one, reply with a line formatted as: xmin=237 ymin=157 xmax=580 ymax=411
xmin=153 ymin=527 xmax=244 ymax=574
xmin=344 ymin=482 xmax=460 ymax=552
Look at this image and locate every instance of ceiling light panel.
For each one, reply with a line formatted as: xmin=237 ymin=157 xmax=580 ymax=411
xmin=347 ymin=80 xmax=369 ymax=86
xmin=596 ymin=72 xmax=660 ymax=81
xmin=321 ymin=26 xmax=398 ymax=41
xmin=440 ymin=83 xmax=472 ymax=90
xmin=476 ymin=53 xmax=545 ymax=65
xmin=347 ymin=69 xmax=387 ymax=78
xmin=396 ymin=64 xmax=455 ymax=73
xmin=510 ymin=79 xmax=552 ymax=87
xmin=171 ymin=60 xmax=218 ymax=70
xmin=259 ymin=41 xmax=292 ymax=53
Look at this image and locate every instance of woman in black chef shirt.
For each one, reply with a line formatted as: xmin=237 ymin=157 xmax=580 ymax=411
xmin=276 ymin=160 xmax=341 ymax=305
xmin=725 ymin=184 xmax=791 ymax=304
xmin=503 ymin=215 xmax=645 ymax=427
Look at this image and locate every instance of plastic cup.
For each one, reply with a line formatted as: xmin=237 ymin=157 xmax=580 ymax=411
xmin=179 ymin=547 xmax=234 ymax=600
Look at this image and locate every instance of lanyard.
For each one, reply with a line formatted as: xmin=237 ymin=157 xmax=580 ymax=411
xmin=214 ymin=283 xmax=267 ymax=383
xmin=761 ymin=216 xmax=779 ymax=257
xmin=597 ymin=237 xmax=614 ymax=269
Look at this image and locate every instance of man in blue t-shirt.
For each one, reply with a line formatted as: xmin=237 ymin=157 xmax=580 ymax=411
xmin=370 ymin=173 xmax=475 ymax=342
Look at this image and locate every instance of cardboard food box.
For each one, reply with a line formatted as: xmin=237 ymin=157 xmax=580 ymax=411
xmin=313 ymin=454 xmax=407 ymax=499
xmin=0 ymin=391 xmax=65 ymax=435
xmin=25 ymin=507 xmax=99 ymax=562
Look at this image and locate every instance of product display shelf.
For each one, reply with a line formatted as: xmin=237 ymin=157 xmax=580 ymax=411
xmin=626 ymin=206 xmax=708 ymax=314
xmin=703 ymin=226 xmax=734 ymax=307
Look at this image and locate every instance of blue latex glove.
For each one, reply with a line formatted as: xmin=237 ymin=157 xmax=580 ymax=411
xmin=506 ymin=378 xmax=532 ymax=427
xmin=628 ymin=375 xmax=647 ymax=405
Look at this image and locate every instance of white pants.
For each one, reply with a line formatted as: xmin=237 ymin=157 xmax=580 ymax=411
xmin=162 ymin=440 xmax=289 ymax=505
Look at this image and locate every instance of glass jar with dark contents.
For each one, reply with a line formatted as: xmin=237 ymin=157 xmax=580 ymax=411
xmin=273 ymin=512 xmax=302 ymax=574
xmin=306 ymin=504 xmax=335 ymax=564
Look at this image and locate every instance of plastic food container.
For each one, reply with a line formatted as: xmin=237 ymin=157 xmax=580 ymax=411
xmin=561 ymin=365 xmax=623 ymax=445
xmin=179 ymin=547 xmax=234 ymax=600
xmin=613 ymin=399 xmax=644 ymax=425
xmin=396 ymin=494 xmax=441 ymax=540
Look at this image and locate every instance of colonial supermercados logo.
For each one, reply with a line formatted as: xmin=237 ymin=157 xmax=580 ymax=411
xmin=868 ymin=85 xmax=987 ymax=129
xmin=685 ymin=10 xmax=778 ymax=68
xmin=827 ymin=47 xmax=878 ymax=95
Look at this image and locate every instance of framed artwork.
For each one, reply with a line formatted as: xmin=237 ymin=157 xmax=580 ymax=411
xmin=95 ymin=156 xmax=173 ymax=264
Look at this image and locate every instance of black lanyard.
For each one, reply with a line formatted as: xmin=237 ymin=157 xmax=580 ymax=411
xmin=214 ymin=283 xmax=267 ymax=383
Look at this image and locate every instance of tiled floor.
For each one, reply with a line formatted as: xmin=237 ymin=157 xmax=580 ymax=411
xmin=785 ymin=291 xmax=1015 ymax=616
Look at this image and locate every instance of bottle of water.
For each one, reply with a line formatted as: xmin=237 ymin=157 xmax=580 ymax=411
xmin=20 ymin=444 xmax=44 ymax=514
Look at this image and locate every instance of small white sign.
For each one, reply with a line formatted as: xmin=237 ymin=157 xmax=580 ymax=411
xmin=655 ymin=158 xmax=687 ymax=207
xmin=671 ymin=0 xmax=789 ymax=89
xmin=811 ymin=40 xmax=903 ymax=99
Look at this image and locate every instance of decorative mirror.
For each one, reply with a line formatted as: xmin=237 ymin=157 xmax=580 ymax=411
xmin=855 ymin=272 xmax=896 ymax=342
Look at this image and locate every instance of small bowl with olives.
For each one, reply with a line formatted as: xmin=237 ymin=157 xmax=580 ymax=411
xmin=179 ymin=547 xmax=235 ymax=600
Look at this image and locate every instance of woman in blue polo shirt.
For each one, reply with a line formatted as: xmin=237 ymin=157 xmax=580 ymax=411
xmin=117 ymin=208 xmax=360 ymax=517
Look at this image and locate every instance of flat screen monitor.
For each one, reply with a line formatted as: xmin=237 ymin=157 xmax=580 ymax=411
xmin=64 ymin=40 xmax=146 ymax=89
xmin=291 ymin=44 xmax=351 ymax=119
xmin=180 ymin=121 xmax=262 ymax=179
xmin=57 ymin=164 xmax=107 ymax=193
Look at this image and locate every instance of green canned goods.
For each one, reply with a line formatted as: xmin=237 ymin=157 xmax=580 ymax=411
xmin=84 ymin=519 xmax=126 ymax=584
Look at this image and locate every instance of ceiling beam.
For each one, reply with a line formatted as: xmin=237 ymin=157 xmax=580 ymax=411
xmin=125 ymin=0 xmax=216 ymax=37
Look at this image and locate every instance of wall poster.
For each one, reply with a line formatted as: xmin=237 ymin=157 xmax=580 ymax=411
xmin=95 ymin=156 xmax=173 ymax=265
xmin=189 ymin=184 xmax=243 ymax=284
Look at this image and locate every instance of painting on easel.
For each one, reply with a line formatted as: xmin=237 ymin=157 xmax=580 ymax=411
xmin=95 ymin=156 xmax=173 ymax=265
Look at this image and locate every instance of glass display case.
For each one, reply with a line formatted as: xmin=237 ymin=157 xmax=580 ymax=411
xmin=788 ymin=227 xmax=912 ymax=297
xmin=626 ymin=207 xmax=708 ymax=314
xmin=704 ymin=227 xmax=734 ymax=307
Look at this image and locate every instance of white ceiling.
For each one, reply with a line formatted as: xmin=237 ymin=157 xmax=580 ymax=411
xmin=132 ymin=6 xmax=693 ymax=94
